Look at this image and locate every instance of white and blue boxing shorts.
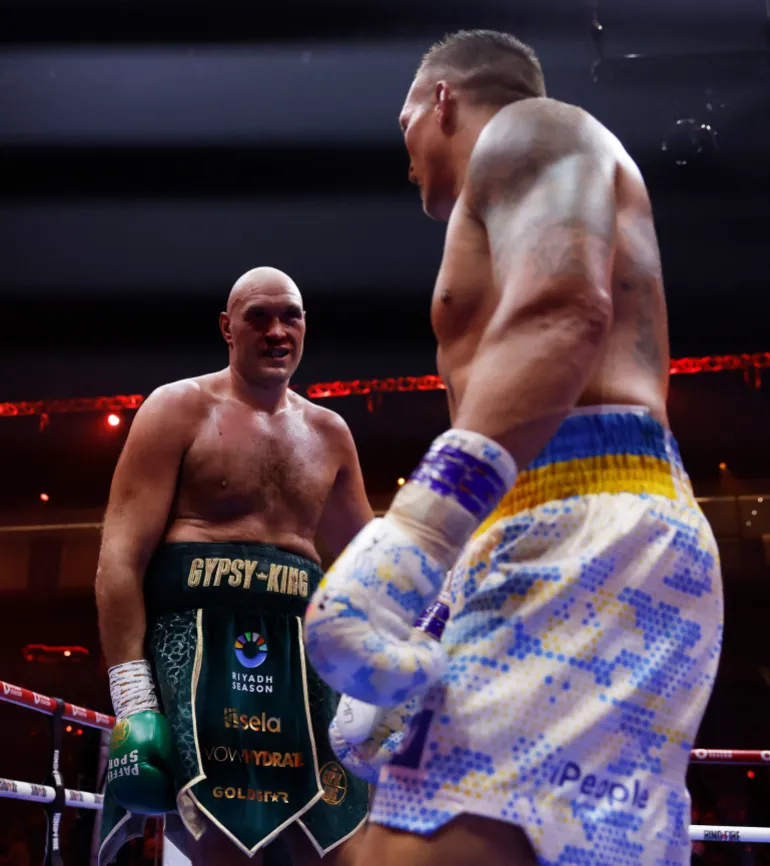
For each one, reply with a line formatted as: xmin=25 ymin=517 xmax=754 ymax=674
xmin=370 ymin=407 xmax=723 ymax=866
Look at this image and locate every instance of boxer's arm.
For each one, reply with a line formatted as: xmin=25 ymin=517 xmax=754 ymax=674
xmin=316 ymin=414 xmax=374 ymax=558
xmin=95 ymin=382 xmax=199 ymax=668
xmin=459 ymin=101 xmax=617 ymax=469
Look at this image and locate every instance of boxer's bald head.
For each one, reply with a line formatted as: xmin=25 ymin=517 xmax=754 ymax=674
xmin=226 ymin=267 xmax=304 ymax=316
xmin=220 ymin=267 xmax=306 ymax=389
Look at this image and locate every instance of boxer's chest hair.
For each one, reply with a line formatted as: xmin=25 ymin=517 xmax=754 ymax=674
xmin=179 ymin=401 xmax=334 ymax=522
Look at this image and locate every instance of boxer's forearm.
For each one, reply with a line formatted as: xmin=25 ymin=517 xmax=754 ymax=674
xmin=95 ymin=560 xmax=148 ymax=667
xmin=453 ymin=296 xmax=611 ymax=471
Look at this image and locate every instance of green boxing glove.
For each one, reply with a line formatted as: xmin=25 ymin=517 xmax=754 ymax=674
xmin=107 ymin=660 xmax=175 ymax=815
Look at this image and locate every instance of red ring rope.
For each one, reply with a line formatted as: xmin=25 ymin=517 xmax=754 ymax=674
xmin=690 ymin=748 xmax=770 ymax=765
xmin=0 ymin=678 xmax=114 ymax=731
xmin=2 ymin=679 xmax=770 ymax=764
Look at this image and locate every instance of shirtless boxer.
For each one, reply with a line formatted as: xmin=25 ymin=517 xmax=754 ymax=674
xmin=95 ymin=267 xmax=370 ymax=866
xmin=304 ymin=30 xmax=723 ymax=866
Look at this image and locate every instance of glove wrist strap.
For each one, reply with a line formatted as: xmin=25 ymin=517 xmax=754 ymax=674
xmin=388 ymin=428 xmax=517 ymax=568
xmin=108 ymin=659 xmax=159 ymax=720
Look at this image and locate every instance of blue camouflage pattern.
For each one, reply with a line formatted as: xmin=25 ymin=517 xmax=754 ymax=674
xmin=370 ymin=410 xmax=723 ymax=866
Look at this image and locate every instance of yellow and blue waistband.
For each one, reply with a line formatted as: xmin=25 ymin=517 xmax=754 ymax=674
xmin=479 ymin=410 xmax=694 ymax=529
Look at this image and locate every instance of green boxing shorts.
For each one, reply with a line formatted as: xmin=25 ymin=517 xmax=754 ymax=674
xmin=99 ymin=541 xmax=369 ymax=863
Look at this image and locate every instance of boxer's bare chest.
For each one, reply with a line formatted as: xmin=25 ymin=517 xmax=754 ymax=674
xmin=431 ymin=201 xmax=500 ymax=418
xmin=173 ymin=398 xmax=338 ymax=532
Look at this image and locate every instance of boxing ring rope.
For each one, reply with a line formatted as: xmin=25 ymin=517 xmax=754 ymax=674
xmin=0 ymin=678 xmax=114 ymax=731
xmin=690 ymin=748 xmax=770 ymax=765
xmin=0 ymin=678 xmax=114 ymax=864
xmin=0 ymin=678 xmax=768 ymax=848
xmin=690 ymin=826 xmax=770 ymax=843
xmin=0 ymin=776 xmax=103 ymax=810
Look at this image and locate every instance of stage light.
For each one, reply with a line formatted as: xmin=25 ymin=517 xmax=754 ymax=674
xmin=661 ymin=118 xmax=719 ymax=168
xmin=719 ymin=463 xmax=727 ymax=471
xmin=397 ymin=478 xmax=406 ymax=487
xmin=76 ymin=729 xmax=83 ymax=736
xmin=748 ymin=770 xmax=756 ymax=779
xmin=65 ymin=725 xmax=72 ymax=733
xmin=40 ymin=493 xmax=50 ymax=502
xmin=22 ymin=644 xmax=89 ymax=663
xmin=106 ymin=413 xmax=121 ymax=428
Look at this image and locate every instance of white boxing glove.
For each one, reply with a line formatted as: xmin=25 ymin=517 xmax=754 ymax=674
xmin=304 ymin=429 xmax=516 ymax=705
xmin=328 ymin=697 xmax=421 ymax=785
xmin=335 ymin=694 xmax=388 ymax=745
xmin=333 ymin=593 xmax=452 ymax=744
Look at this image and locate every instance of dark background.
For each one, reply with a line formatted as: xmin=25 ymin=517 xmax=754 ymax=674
xmin=1 ymin=0 xmax=770 ymax=862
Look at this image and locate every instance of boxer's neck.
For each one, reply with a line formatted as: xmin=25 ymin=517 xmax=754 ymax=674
xmin=445 ymin=105 xmax=503 ymax=212
xmin=227 ymin=365 xmax=290 ymax=413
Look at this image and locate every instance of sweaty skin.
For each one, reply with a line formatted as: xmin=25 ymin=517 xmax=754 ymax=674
xmin=401 ymin=94 xmax=670 ymax=474
xmin=356 ymin=88 xmax=673 ymax=866
xmin=95 ymin=267 xmax=372 ymax=866
xmin=165 ymin=375 xmax=365 ymax=562
xmin=434 ymin=100 xmax=669 ymax=437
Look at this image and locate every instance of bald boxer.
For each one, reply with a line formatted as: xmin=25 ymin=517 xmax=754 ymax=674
xmin=305 ymin=30 xmax=723 ymax=866
xmin=95 ymin=267 xmax=370 ymax=865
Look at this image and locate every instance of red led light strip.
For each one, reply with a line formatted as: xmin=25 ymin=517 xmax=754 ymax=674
xmin=0 ymin=353 xmax=767 ymax=419
xmin=0 ymin=394 xmax=145 ymax=419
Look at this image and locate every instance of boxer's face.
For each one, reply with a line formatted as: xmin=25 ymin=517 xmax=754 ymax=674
xmin=399 ymin=73 xmax=457 ymax=222
xmin=221 ymin=286 xmax=306 ymax=386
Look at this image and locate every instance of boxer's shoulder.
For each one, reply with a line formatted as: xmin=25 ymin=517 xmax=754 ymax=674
xmin=468 ymin=99 xmax=617 ymax=202
xmin=135 ymin=376 xmax=211 ymax=440
xmin=481 ymin=98 xmax=610 ymax=151
xmin=144 ymin=376 xmax=208 ymax=414
xmin=111 ymin=378 xmax=211 ymax=478
xmin=463 ymin=98 xmax=630 ymax=221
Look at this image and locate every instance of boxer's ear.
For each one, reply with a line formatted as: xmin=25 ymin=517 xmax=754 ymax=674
xmin=434 ymin=81 xmax=456 ymax=134
xmin=219 ymin=311 xmax=233 ymax=348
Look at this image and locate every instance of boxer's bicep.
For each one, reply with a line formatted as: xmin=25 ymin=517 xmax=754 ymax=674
xmin=96 ymin=383 xmax=200 ymax=665
xmin=316 ymin=418 xmax=374 ymax=559
xmin=100 ymin=384 xmax=198 ymax=573
xmin=469 ymin=104 xmax=616 ymax=320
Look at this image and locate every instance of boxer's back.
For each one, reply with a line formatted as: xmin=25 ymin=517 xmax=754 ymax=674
xmin=432 ymin=100 xmax=670 ymax=427
xmin=163 ymin=371 xmax=342 ymax=562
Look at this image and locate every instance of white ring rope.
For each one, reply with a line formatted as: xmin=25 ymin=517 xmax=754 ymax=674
xmin=690 ymin=825 xmax=770 ymax=844
xmin=1 ymin=780 xmax=767 ymax=844
xmin=0 ymin=777 xmax=103 ymax=811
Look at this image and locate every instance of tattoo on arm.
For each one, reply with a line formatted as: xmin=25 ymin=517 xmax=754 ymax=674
xmin=469 ymin=105 xmax=616 ymax=307
xmin=529 ymin=215 xmax=610 ymax=288
xmin=618 ymin=226 xmax=665 ymax=375
xmin=619 ymin=278 xmax=663 ymax=374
